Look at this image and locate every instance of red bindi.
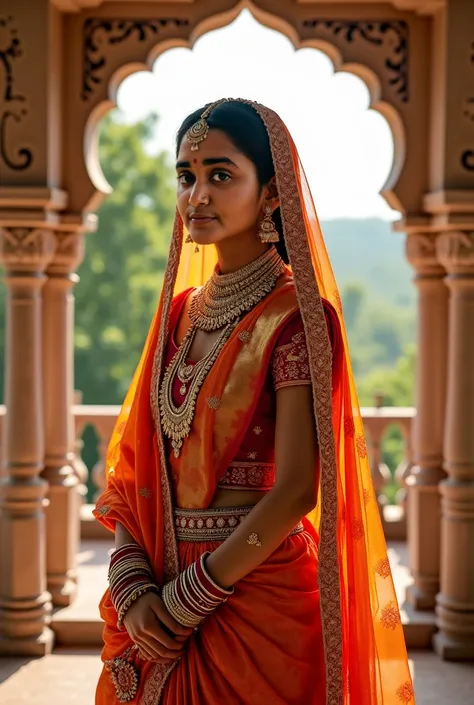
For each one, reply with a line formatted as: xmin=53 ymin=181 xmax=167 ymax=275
xmin=193 ymin=158 xmax=198 ymax=164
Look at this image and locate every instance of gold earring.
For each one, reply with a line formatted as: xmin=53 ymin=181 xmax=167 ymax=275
xmin=185 ymin=233 xmax=200 ymax=253
xmin=258 ymin=206 xmax=279 ymax=244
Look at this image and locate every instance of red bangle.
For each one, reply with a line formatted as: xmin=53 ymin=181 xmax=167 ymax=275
xmin=161 ymin=552 xmax=233 ymax=628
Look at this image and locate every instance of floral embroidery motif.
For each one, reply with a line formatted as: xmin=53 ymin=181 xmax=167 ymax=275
xmin=272 ymin=331 xmax=311 ymax=390
xmin=396 ymin=681 xmax=415 ymax=703
xmin=96 ymin=504 xmax=110 ymax=516
xmin=207 ymin=396 xmax=221 ymax=410
xmin=375 ymin=557 xmax=391 ymax=579
xmin=356 ymin=434 xmax=368 ymax=458
xmin=351 ymin=518 xmax=365 ymax=541
xmin=139 ymin=487 xmax=152 ymax=500
xmin=247 ymin=451 xmax=257 ymax=460
xmin=381 ymin=601 xmax=402 ymax=630
xmin=104 ymin=645 xmax=139 ymax=703
xmin=344 ymin=416 xmax=355 ymax=438
xmin=238 ymin=330 xmax=251 ymax=342
xmin=218 ymin=462 xmax=275 ymax=490
xmin=253 ymin=426 xmax=263 ymax=435
xmin=363 ymin=488 xmax=371 ymax=506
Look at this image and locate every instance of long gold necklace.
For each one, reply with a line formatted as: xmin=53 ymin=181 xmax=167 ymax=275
xmin=159 ymin=323 xmax=236 ymax=458
xmin=159 ymin=247 xmax=285 ymax=457
xmin=188 ymin=246 xmax=286 ymax=332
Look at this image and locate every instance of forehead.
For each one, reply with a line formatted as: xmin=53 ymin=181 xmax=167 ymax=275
xmin=177 ymin=128 xmax=244 ymax=164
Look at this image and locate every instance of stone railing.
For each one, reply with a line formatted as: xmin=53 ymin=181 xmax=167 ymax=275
xmin=0 ymin=402 xmax=415 ymax=533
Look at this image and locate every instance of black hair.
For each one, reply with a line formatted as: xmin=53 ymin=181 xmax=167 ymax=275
xmin=176 ymin=101 xmax=289 ymax=264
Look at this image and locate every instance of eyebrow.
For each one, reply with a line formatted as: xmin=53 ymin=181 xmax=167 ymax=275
xmin=176 ymin=157 xmax=238 ymax=169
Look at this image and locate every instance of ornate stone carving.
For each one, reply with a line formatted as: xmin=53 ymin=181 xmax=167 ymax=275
xmin=460 ymin=41 xmax=474 ymax=171
xmin=82 ymin=17 xmax=190 ymax=100
xmin=302 ymin=19 xmax=409 ymax=103
xmin=0 ymin=17 xmax=33 ymax=171
xmin=405 ymin=232 xmax=443 ymax=274
xmin=0 ymin=227 xmax=56 ymax=271
xmin=47 ymin=231 xmax=85 ymax=275
xmin=437 ymin=231 xmax=474 ymax=273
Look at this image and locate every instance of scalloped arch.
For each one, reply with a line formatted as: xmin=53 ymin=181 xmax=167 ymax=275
xmin=84 ymin=0 xmax=405 ymax=213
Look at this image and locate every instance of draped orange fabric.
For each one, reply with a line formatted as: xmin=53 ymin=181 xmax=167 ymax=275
xmin=94 ymin=101 xmax=414 ymax=705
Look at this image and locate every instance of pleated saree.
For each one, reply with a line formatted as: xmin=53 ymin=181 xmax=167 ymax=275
xmin=94 ymin=101 xmax=414 ymax=704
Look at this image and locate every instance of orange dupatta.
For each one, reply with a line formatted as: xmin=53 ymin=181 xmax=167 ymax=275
xmin=94 ymin=100 xmax=414 ymax=705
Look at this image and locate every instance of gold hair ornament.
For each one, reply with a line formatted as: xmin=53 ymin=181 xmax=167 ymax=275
xmin=186 ymin=98 xmax=235 ymax=151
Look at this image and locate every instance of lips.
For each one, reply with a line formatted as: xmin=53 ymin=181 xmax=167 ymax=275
xmin=189 ymin=214 xmax=216 ymax=225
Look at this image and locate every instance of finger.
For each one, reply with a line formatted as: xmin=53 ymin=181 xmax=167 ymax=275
xmin=136 ymin=644 xmax=155 ymax=661
xmin=145 ymin=624 xmax=185 ymax=651
xmin=152 ymin=603 xmax=193 ymax=637
xmin=139 ymin=632 xmax=185 ymax=660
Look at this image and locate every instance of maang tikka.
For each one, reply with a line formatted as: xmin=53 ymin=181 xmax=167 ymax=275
xmin=258 ymin=206 xmax=280 ymax=244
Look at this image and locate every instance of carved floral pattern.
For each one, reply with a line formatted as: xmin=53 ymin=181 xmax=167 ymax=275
xmin=0 ymin=17 xmax=33 ymax=171
xmin=437 ymin=231 xmax=474 ymax=272
xmin=82 ymin=18 xmax=189 ymax=100
xmin=0 ymin=227 xmax=55 ymax=270
xmin=302 ymin=19 xmax=409 ymax=103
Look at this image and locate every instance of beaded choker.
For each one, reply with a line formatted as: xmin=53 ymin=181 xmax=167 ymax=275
xmin=188 ymin=246 xmax=286 ymax=332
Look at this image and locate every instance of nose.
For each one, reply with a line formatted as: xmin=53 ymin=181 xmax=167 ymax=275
xmin=188 ymin=179 xmax=210 ymax=208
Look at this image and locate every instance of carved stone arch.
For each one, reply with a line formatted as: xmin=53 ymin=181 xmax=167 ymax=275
xmin=61 ymin=0 xmax=430 ymax=220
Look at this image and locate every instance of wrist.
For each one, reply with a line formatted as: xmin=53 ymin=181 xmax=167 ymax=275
xmin=162 ymin=552 xmax=234 ymax=628
xmin=108 ymin=543 xmax=158 ymax=629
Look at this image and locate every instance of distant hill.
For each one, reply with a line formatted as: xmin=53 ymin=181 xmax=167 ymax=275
xmin=320 ymin=218 xmax=415 ymax=308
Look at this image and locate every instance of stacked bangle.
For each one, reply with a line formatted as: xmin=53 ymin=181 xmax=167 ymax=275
xmin=161 ymin=551 xmax=233 ymax=628
xmin=108 ymin=543 xmax=158 ymax=629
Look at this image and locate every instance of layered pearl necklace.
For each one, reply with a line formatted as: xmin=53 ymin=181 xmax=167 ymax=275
xmin=159 ymin=247 xmax=286 ymax=457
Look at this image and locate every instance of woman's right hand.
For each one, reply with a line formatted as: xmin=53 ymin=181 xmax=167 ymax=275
xmin=123 ymin=591 xmax=193 ymax=663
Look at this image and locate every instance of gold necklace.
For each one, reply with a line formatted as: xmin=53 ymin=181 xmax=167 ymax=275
xmin=189 ymin=246 xmax=286 ymax=332
xmin=159 ymin=323 xmax=236 ymax=458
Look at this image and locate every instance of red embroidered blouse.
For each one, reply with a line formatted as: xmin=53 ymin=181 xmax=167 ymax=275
xmin=164 ymin=301 xmax=341 ymax=493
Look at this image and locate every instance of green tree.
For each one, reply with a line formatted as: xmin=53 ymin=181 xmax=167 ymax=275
xmin=74 ymin=113 xmax=176 ymax=404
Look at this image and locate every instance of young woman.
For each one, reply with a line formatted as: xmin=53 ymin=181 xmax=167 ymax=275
xmin=94 ymin=99 xmax=414 ymax=705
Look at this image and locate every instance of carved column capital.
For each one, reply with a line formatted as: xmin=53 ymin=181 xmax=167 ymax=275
xmin=0 ymin=227 xmax=56 ymax=273
xmin=436 ymin=231 xmax=474 ymax=276
xmin=46 ymin=230 xmax=86 ymax=277
xmin=405 ymin=233 xmax=445 ymax=277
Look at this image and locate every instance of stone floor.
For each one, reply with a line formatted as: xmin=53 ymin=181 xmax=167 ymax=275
xmin=0 ymin=649 xmax=473 ymax=704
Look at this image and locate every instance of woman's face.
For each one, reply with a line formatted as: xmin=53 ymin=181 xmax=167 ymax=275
xmin=176 ymin=128 xmax=274 ymax=247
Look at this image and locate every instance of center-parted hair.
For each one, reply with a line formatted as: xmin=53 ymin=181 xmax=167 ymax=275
xmin=176 ymin=101 xmax=289 ymax=264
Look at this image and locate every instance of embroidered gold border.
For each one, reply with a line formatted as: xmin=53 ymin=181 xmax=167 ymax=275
xmin=253 ymin=103 xmax=343 ymax=705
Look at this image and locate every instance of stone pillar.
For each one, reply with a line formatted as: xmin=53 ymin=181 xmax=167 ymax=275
xmin=41 ymin=229 xmax=85 ymax=606
xmin=0 ymin=226 xmax=55 ymax=656
xmin=405 ymin=232 xmax=448 ymax=610
xmin=434 ymin=231 xmax=474 ymax=660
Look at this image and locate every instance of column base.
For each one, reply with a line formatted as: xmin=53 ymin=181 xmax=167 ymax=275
xmin=406 ymin=583 xmax=438 ymax=611
xmin=433 ymin=631 xmax=474 ymax=661
xmin=48 ymin=575 xmax=78 ymax=607
xmin=0 ymin=627 xmax=55 ymax=657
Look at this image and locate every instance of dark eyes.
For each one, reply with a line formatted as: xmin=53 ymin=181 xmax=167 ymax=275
xmin=177 ymin=170 xmax=231 ymax=185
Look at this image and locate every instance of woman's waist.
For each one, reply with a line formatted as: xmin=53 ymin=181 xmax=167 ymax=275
xmin=174 ymin=504 xmax=304 ymax=542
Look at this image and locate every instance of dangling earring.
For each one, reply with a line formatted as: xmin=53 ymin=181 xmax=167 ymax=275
xmin=185 ymin=233 xmax=200 ymax=253
xmin=258 ymin=206 xmax=279 ymax=244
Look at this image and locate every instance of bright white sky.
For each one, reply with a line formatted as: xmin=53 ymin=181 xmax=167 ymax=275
xmin=115 ymin=10 xmax=397 ymax=221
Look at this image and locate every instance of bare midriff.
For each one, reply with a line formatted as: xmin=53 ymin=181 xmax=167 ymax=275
xmin=210 ymin=488 xmax=268 ymax=508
